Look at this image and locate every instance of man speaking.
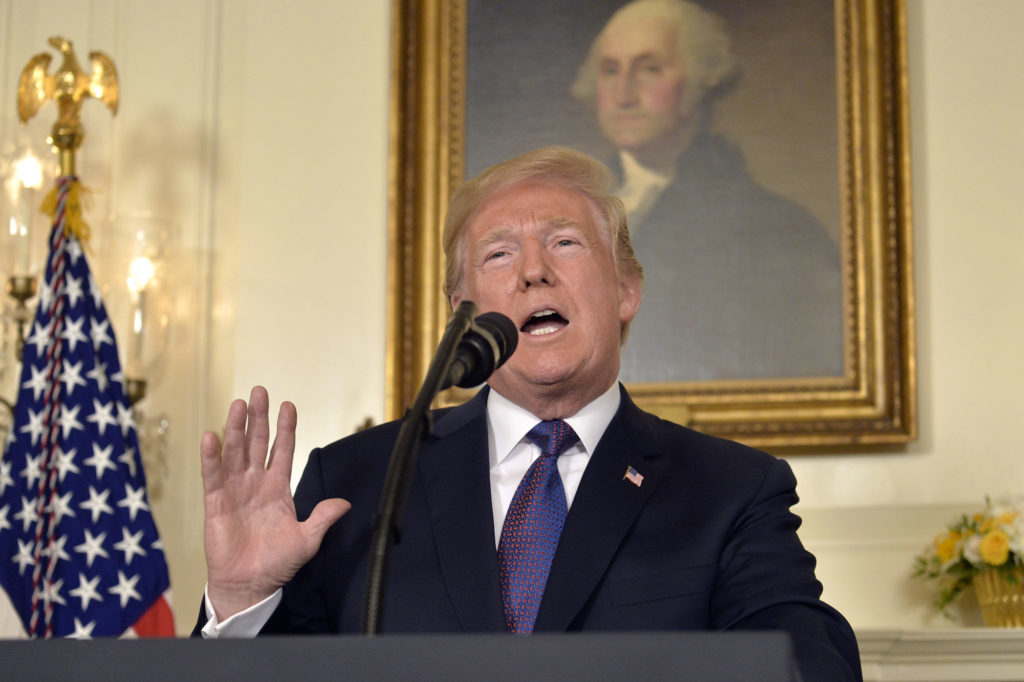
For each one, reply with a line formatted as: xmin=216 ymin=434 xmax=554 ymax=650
xmin=195 ymin=147 xmax=860 ymax=681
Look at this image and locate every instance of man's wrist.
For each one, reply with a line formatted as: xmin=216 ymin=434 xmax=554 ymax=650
xmin=207 ymin=583 xmax=279 ymax=623
xmin=202 ymin=585 xmax=281 ymax=638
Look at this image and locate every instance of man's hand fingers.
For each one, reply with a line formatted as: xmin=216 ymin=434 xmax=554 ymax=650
xmin=267 ymin=401 xmax=297 ymax=477
xmin=199 ymin=430 xmax=223 ymax=491
xmin=220 ymin=398 xmax=249 ymax=473
xmin=244 ymin=386 xmax=271 ymax=471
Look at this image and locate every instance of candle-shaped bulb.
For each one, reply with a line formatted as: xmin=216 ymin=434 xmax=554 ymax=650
xmin=5 ymin=150 xmax=43 ymax=276
xmin=14 ymin=153 xmax=43 ymax=190
xmin=127 ymin=256 xmax=155 ymax=293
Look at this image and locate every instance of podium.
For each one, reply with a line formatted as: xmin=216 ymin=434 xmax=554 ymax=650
xmin=0 ymin=631 xmax=799 ymax=680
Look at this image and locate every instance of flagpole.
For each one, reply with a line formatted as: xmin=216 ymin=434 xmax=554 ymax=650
xmin=16 ymin=36 xmax=112 ymax=639
xmin=27 ymin=210 xmax=69 ymax=637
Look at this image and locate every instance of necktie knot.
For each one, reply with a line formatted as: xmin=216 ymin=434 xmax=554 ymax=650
xmin=525 ymin=420 xmax=579 ymax=458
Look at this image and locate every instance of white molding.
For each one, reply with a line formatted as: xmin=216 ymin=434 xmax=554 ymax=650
xmin=859 ymin=628 xmax=1024 ymax=681
xmin=794 ymin=504 xmax=987 ymax=629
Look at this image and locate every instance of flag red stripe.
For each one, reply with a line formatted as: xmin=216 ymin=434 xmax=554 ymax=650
xmin=131 ymin=594 xmax=175 ymax=637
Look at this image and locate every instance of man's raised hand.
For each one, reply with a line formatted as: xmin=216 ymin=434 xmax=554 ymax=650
xmin=200 ymin=386 xmax=350 ymax=620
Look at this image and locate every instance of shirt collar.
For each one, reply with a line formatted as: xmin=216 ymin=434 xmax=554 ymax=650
xmin=619 ymin=150 xmax=674 ymax=187
xmin=486 ymin=382 xmax=622 ymax=467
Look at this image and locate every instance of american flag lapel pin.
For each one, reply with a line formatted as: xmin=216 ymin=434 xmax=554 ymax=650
xmin=623 ymin=465 xmax=644 ymax=488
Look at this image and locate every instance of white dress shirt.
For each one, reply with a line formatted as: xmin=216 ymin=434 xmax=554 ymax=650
xmin=202 ymin=383 xmax=621 ymax=638
xmin=485 ymin=383 xmax=620 ymax=545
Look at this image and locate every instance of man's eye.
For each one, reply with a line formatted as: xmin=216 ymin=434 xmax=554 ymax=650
xmin=487 ymin=250 xmax=507 ymax=260
xmin=556 ymin=239 xmax=575 ymax=247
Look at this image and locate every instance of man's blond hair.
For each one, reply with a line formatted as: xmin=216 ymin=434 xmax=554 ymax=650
xmin=442 ymin=146 xmax=643 ymax=344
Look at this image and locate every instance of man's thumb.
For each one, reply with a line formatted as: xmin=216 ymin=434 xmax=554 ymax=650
xmin=305 ymin=498 xmax=351 ymax=540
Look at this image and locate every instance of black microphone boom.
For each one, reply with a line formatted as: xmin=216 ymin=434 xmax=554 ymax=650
xmin=364 ymin=302 xmax=517 ymax=635
xmin=442 ymin=311 xmax=518 ymax=389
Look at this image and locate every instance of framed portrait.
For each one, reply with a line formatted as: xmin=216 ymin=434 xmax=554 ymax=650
xmin=386 ymin=0 xmax=915 ymax=448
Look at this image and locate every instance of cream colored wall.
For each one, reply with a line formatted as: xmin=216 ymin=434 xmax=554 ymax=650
xmin=0 ymin=0 xmax=1021 ymax=635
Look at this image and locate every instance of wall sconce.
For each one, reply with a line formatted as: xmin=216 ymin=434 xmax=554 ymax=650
xmin=1 ymin=122 xmax=51 ymax=350
xmin=0 ymin=122 xmax=53 ymax=441
xmin=100 ymin=212 xmax=176 ymax=494
xmin=102 ymin=212 xmax=174 ymax=400
xmin=125 ymin=242 xmax=158 ymax=404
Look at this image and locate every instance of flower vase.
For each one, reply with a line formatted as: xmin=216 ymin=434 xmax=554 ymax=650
xmin=973 ymin=568 xmax=1024 ymax=627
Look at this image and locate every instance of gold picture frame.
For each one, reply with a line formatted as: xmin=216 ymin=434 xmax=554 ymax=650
xmin=386 ymin=0 xmax=915 ymax=448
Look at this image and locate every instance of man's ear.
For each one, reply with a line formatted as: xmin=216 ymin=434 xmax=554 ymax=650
xmin=618 ymin=269 xmax=643 ymax=324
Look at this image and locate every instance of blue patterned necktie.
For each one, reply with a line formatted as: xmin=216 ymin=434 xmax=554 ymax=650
xmin=498 ymin=419 xmax=580 ymax=633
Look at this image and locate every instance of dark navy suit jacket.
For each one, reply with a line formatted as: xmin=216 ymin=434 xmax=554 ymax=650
xmin=197 ymin=385 xmax=860 ymax=681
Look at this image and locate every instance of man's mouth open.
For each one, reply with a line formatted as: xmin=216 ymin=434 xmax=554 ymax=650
xmin=520 ymin=309 xmax=568 ymax=336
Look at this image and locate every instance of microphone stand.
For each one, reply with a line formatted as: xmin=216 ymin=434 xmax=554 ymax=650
xmin=363 ymin=300 xmax=477 ymax=634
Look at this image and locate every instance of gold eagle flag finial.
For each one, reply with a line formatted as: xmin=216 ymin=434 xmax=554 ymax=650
xmin=17 ymin=35 xmax=119 ymax=175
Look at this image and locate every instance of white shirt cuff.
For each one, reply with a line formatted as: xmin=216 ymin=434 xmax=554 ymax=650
xmin=201 ymin=586 xmax=282 ymax=639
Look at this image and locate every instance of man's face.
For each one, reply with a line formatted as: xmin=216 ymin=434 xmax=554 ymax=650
xmin=452 ymin=181 xmax=641 ymax=412
xmin=594 ymin=14 xmax=691 ymax=154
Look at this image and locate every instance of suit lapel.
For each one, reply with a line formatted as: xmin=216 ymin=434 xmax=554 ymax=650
xmin=534 ymin=386 xmax=670 ymax=631
xmin=416 ymin=389 xmax=506 ymax=631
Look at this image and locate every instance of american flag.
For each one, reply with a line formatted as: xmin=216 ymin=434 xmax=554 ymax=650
xmin=0 ymin=177 xmax=174 ymax=638
xmin=623 ymin=465 xmax=644 ymax=488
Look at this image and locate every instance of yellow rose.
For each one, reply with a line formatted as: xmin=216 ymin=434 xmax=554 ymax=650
xmin=978 ymin=529 xmax=1010 ymax=566
xmin=934 ymin=531 xmax=961 ymax=564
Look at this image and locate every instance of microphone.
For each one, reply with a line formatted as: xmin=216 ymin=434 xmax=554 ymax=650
xmin=364 ymin=302 xmax=516 ymax=634
xmin=442 ymin=311 xmax=518 ymax=389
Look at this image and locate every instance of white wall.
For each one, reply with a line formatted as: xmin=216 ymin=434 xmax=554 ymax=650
xmin=0 ymin=0 xmax=1021 ymax=635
